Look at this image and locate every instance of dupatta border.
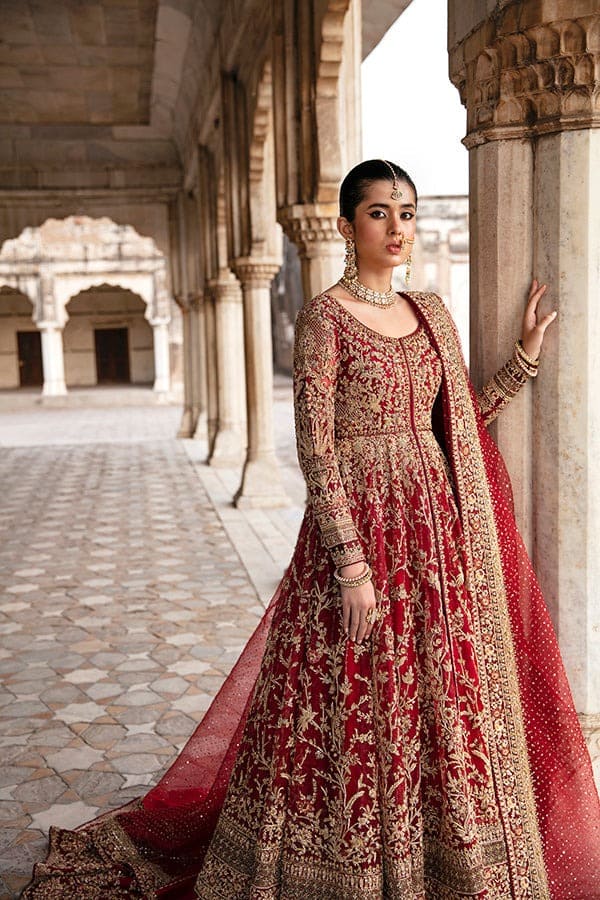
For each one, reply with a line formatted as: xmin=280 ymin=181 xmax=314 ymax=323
xmin=410 ymin=291 xmax=550 ymax=899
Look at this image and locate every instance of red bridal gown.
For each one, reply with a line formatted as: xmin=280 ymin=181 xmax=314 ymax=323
xmin=23 ymin=292 xmax=600 ymax=899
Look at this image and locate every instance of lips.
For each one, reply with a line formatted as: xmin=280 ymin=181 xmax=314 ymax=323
xmin=386 ymin=243 xmax=404 ymax=253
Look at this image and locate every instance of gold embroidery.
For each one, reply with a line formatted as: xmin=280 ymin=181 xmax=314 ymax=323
xmin=195 ymin=292 xmax=550 ymax=899
xmin=411 ymin=292 xmax=549 ymax=898
xmin=21 ymin=816 xmax=170 ymax=899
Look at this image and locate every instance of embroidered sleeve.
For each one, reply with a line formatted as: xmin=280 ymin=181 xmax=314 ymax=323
xmin=293 ymin=304 xmax=364 ymax=569
xmin=477 ymin=345 xmax=538 ymax=426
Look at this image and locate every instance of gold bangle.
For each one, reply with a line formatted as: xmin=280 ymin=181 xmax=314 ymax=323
xmin=512 ymin=352 xmax=538 ymax=379
xmin=333 ymin=562 xmax=372 ymax=588
xmin=515 ymin=340 xmax=539 ymax=368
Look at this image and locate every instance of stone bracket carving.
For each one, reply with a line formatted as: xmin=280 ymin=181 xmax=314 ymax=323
xmin=233 ymin=257 xmax=280 ymax=289
xmin=278 ymin=203 xmax=344 ymax=257
xmin=449 ymin=4 xmax=600 ymax=146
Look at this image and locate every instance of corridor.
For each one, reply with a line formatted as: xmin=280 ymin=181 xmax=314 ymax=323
xmin=0 ymin=385 xmax=303 ymax=898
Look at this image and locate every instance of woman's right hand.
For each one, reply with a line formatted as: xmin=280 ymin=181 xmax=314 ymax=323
xmin=339 ymin=561 xmax=377 ymax=642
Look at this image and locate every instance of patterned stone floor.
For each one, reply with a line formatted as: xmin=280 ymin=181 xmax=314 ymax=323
xmin=0 ymin=382 xmax=303 ymax=898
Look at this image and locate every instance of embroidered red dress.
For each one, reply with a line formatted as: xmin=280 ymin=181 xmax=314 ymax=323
xmin=23 ymin=292 xmax=600 ymax=899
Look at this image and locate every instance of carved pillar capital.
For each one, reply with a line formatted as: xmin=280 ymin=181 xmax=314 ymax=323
xmin=208 ymin=270 xmax=243 ymax=304
xmin=278 ymin=203 xmax=343 ymax=257
xmin=449 ymin=2 xmax=600 ymax=147
xmin=233 ymin=256 xmax=280 ymax=288
xmin=189 ymin=292 xmax=204 ymax=313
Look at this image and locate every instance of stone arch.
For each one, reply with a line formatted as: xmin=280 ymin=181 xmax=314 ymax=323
xmin=0 ymin=217 xmax=173 ymax=396
xmin=247 ymin=58 xmax=280 ymax=259
xmin=0 ymin=286 xmax=40 ymax=389
xmin=315 ymin=0 xmax=353 ymax=203
xmin=54 ymin=273 xmax=157 ymax=327
xmin=63 ymin=285 xmax=154 ymax=387
xmin=0 ymin=206 xmax=171 ymax=261
xmin=0 ymin=217 xmax=170 ymax=326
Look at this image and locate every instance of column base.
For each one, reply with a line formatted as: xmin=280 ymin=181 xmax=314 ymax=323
xmin=177 ymin=407 xmax=195 ymax=438
xmin=234 ymin=456 xmax=291 ymax=509
xmin=209 ymin=427 xmax=245 ymax=468
xmin=192 ymin=410 xmax=208 ymax=442
xmin=42 ymin=384 xmax=67 ymax=398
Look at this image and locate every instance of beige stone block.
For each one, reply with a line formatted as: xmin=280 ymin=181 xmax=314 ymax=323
xmin=0 ymin=66 xmax=22 ymax=89
xmin=2 ymin=44 xmax=45 ymax=67
xmin=51 ymin=66 xmax=111 ymax=93
xmin=67 ymin=4 xmax=107 ymax=47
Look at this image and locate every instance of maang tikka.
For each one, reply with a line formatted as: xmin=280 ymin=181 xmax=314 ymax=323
xmin=382 ymin=159 xmax=403 ymax=201
xmin=382 ymin=159 xmax=415 ymax=283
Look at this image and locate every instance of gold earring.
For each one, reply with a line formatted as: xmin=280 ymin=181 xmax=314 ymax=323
xmin=405 ymin=253 xmax=412 ymax=285
xmin=344 ymin=238 xmax=358 ymax=280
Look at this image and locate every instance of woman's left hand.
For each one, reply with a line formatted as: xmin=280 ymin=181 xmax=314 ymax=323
xmin=521 ymin=278 xmax=557 ymax=360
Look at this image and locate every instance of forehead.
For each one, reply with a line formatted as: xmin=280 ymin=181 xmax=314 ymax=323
xmin=359 ymin=178 xmax=416 ymax=207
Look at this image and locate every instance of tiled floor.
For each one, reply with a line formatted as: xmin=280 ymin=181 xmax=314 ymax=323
xmin=0 ymin=380 xmax=304 ymax=898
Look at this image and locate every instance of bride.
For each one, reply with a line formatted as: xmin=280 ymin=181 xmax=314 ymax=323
xmin=23 ymin=160 xmax=600 ymax=899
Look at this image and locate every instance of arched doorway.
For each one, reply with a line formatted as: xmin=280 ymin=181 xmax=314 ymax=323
xmin=63 ymin=286 xmax=154 ymax=387
xmin=0 ymin=217 xmax=176 ymax=399
xmin=0 ymin=286 xmax=40 ymax=389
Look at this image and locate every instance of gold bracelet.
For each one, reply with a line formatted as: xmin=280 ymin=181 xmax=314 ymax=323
xmin=512 ymin=351 xmax=538 ymax=379
xmin=515 ymin=340 xmax=540 ymax=368
xmin=333 ymin=562 xmax=372 ymax=588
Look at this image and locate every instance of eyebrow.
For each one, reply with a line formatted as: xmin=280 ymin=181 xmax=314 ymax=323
xmin=365 ymin=201 xmax=416 ymax=210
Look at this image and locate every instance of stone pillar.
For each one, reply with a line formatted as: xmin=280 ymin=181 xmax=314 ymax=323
xmin=189 ymin=295 xmax=208 ymax=441
xmin=208 ymin=271 xmax=247 ymax=467
xmin=202 ymin=287 xmax=219 ymax=454
xmin=39 ymin=323 xmax=67 ymax=398
xmin=150 ymin=317 xmax=171 ymax=396
xmin=233 ymin=257 xmax=290 ymax=508
xmin=533 ymin=127 xmax=600 ymax=726
xmin=177 ymin=304 xmax=195 ymax=438
xmin=187 ymin=299 xmax=199 ymax=433
xmin=467 ymin=139 xmax=535 ymax=540
xmin=278 ymin=204 xmax=344 ymax=299
xmin=449 ymin=2 xmax=600 ymax=765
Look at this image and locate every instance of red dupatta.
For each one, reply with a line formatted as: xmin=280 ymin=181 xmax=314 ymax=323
xmin=412 ymin=291 xmax=600 ymax=898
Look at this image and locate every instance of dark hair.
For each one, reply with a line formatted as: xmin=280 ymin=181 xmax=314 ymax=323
xmin=339 ymin=159 xmax=417 ymax=222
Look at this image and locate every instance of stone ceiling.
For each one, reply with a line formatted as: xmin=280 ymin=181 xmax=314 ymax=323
xmin=0 ymin=0 xmax=158 ymax=125
xmin=0 ymin=0 xmax=411 ymax=192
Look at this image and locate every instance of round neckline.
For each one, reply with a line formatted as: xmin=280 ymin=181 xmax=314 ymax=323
xmin=320 ymin=291 xmax=421 ymax=343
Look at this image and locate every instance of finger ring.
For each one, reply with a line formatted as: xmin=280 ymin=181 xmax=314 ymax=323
xmin=365 ymin=608 xmax=377 ymax=625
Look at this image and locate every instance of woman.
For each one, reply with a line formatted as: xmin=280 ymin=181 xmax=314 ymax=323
xmin=24 ymin=160 xmax=600 ymax=899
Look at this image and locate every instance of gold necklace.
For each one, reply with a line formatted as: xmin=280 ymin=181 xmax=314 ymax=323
xmin=340 ymin=237 xmax=397 ymax=307
xmin=338 ymin=273 xmax=397 ymax=308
